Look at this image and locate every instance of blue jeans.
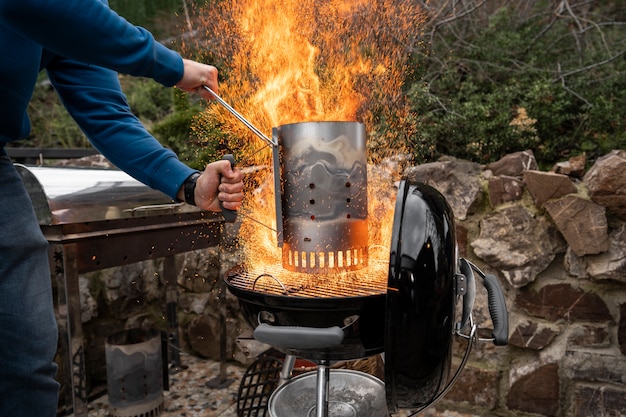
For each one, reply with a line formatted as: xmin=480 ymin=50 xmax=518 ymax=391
xmin=0 ymin=156 xmax=59 ymax=416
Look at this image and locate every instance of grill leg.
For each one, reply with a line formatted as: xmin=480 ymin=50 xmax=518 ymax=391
xmin=205 ymin=306 xmax=234 ymax=388
xmin=164 ymin=255 xmax=186 ymax=373
xmin=50 ymin=243 xmax=89 ymax=416
xmin=315 ymin=360 xmax=330 ymax=417
xmin=279 ymin=354 xmax=296 ymax=386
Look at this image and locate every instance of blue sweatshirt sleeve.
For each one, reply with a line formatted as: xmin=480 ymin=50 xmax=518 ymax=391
xmin=45 ymin=55 xmax=195 ymax=199
xmin=0 ymin=0 xmax=183 ymax=86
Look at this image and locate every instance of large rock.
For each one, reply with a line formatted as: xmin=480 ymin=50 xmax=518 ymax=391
xmin=471 ymin=206 xmax=561 ymax=288
xmin=573 ymin=384 xmax=626 ymax=417
xmin=568 ymin=324 xmax=610 ymax=348
xmin=584 ymin=149 xmax=626 ymax=220
xmin=445 ymin=365 xmax=499 ymax=408
xmin=552 ymin=152 xmax=586 ymax=178
xmin=79 ymin=276 xmax=98 ymax=322
xmin=581 ymin=224 xmax=626 ymax=283
xmin=544 ymin=195 xmax=609 ymax=256
xmin=487 ymin=175 xmax=524 ymax=206
xmin=507 ymin=363 xmax=560 ymax=416
xmin=486 ymin=149 xmax=538 ymax=177
xmin=509 ymin=320 xmax=560 ymax=350
xmin=186 ymin=314 xmax=221 ymax=359
xmin=563 ymin=350 xmax=626 ymax=385
xmin=405 ymin=157 xmax=482 ymax=220
xmin=183 ymin=299 xmax=248 ymax=362
xmin=103 ymin=261 xmax=163 ymax=319
xmin=515 ymin=283 xmax=612 ymax=322
xmin=523 ymin=170 xmax=577 ymax=207
xmin=176 ymin=248 xmax=222 ymax=293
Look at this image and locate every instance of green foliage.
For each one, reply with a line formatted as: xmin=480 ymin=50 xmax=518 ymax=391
xmin=408 ymin=76 xmax=573 ymax=164
xmin=121 ymin=78 xmax=222 ymax=169
xmin=108 ymin=0 xmax=182 ymax=37
xmin=150 ymin=91 xmax=221 ymax=170
xmin=407 ymin=3 xmax=626 ymax=166
xmin=25 ymin=79 xmax=91 ymax=149
xmin=120 ymin=76 xmax=173 ymax=122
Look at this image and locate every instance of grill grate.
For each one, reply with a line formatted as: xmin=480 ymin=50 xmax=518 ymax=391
xmin=227 ymin=262 xmax=387 ymax=298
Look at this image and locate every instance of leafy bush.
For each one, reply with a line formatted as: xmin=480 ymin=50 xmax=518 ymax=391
xmin=406 ymin=2 xmax=626 ymax=166
xmin=119 ymin=76 xmax=174 ymax=122
xmin=150 ymin=90 xmax=225 ymax=170
xmin=108 ymin=0 xmax=183 ymax=38
xmin=24 ymin=78 xmax=91 ymax=149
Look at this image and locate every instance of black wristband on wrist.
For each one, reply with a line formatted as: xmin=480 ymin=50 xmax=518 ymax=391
xmin=183 ymin=172 xmax=201 ymax=206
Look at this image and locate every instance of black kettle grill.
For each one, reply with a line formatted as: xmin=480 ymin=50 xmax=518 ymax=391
xmin=225 ymin=179 xmax=508 ymax=417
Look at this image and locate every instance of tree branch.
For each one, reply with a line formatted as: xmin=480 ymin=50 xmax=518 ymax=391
xmin=557 ymin=48 xmax=626 ymax=78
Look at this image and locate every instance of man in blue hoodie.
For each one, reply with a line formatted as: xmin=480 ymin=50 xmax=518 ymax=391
xmin=0 ymin=0 xmax=244 ymax=415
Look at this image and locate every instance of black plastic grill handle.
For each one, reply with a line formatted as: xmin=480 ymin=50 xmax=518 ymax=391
xmin=220 ymin=154 xmax=238 ymax=223
xmin=483 ymin=274 xmax=509 ymax=346
xmin=253 ymin=323 xmax=344 ymax=350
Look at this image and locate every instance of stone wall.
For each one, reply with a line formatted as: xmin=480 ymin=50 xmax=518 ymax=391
xmin=61 ymin=150 xmax=626 ymax=416
xmin=404 ymin=150 xmax=626 ymax=417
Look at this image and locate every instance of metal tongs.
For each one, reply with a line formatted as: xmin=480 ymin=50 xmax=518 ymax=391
xmin=202 ymin=86 xmax=276 ymax=146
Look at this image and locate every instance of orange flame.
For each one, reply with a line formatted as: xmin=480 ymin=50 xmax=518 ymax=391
xmin=190 ymin=0 xmax=424 ymax=293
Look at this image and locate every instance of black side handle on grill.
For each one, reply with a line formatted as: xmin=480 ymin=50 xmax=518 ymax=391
xmin=483 ymin=274 xmax=509 ymax=346
xmin=253 ymin=323 xmax=344 ymax=350
xmin=220 ymin=154 xmax=238 ymax=223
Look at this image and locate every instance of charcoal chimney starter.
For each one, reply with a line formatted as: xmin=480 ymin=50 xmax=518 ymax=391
xmin=273 ymin=121 xmax=368 ymax=274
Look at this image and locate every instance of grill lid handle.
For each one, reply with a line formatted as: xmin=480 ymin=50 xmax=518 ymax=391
xmin=253 ymin=323 xmax=344 ymax=350
xmin=483 ymin=273 xmax=509 ymax=346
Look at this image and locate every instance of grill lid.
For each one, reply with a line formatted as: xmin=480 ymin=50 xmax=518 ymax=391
xmin=385 ymin=180 xmax=458 ymax=412
xmin=16 ymin=164 xmax=194 ymax=225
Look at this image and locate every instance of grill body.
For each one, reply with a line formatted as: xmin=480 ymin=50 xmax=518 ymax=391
xmin=226 ymin=180 xmax=459 ymax=413
xmin=225 ymin=266 xmax=386 ymax=361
